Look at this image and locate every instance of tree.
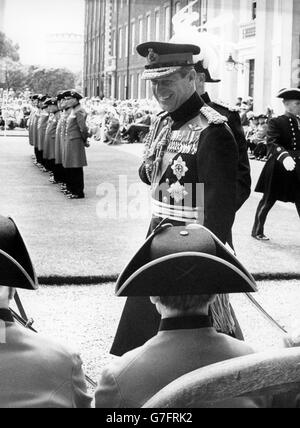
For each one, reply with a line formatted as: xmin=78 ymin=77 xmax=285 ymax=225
xmin=0 ymin=58 xmax=27 ymax=93
xmin=0 ymin=31 xmax=20 ymax=62
xmin=26 ymin=67 xmax=76 ymax=95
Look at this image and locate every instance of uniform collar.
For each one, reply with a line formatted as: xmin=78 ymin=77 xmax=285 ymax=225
xmin=169 ymin=92 xmax=204 ymax=123
xmin=159 ymin=315 xmax=213 ymax=332
xmin=0 ymin=309 xmax=14 ymax=323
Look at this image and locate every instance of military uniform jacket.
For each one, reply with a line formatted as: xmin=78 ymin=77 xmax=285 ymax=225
xmin=110 ymin=93 xmax=239 ymax=357
xmin=32 ymin=110 xmax=41 ymax=149
xmin=0 ymin=309 xmax=91 ymax=408
xmin=255 ymin=113 xmax=300 ymax=202
xmin=28 ymin=108 xmax=37 ymax=147
xmin=63 ymin=105 xmax=89 ymax=169
xmin=201 ymin=92 xmax=251 ymax=211
xmin=140 ymin=92 xmax=238 ymax=244
xmin=44 ymin=112 xmax=60 ymax=160
xmin=99 ymin=317 xmax=258 ymax=408
xmin=37 ymin=112 xmax=49 ymax=152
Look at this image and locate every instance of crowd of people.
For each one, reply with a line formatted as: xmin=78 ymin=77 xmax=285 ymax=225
xmin=0 ymin=91 xmax=32 ymax=130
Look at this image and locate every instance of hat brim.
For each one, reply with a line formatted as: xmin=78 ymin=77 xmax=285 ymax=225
xmin=0 ymin=249 xmax=37 ymax=290
xmin=277 ymin=89 xmax=300 ymax=100
xmin=115 ymin=224 xmax=257 ymax=296
xmin=0 ymin=217 xmax=38 ymax=290
xmin=116 ymin=252 xmax=257 ymax=296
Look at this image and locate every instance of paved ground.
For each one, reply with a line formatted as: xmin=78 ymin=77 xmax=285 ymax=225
xmin=1 ymin=135 xmax=300 ymax=389
xmin=1 ymin=136 xmax=299 ymax=278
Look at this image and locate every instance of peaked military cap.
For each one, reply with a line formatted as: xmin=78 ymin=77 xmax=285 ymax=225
xmin=61 ymin=90 xmax=83 ymax=100
xmin=44 ymin=97 xmax=58 ymax=106
xmin=115 ymin=224 xmax=257 ymax=297
xmin=277 ymin=88 xmax=300 ymax=100
xmin=137 ymin=42 xmax=200 ymax=80
xmin=0 ymin=216 xmax=38 ymax=290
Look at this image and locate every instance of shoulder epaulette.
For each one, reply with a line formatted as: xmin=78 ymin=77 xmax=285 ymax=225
xmin=200 ymin=105 xmax=228 ymax=125
xmin=214 ymin=99 xmax=240 ymax=112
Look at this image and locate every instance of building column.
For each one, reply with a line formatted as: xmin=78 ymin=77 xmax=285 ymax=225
xmin=253 ymin=0 xmax=274 ymax=113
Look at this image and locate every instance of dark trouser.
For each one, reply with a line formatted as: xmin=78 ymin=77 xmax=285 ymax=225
xmin=65 ymin=167 xmax=84 ymax=197
xmin=45 ymin=159 xmax=55 ymax=173
xmin=54 ymin=164 xmax=66 ymax=184
xmin=252 ymin=192 xmax=300 ymax=236
xmin=36 ymin=150 xmax=43 ymax=164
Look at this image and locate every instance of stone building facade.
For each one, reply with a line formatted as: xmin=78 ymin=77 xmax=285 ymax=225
xmin=84 ymin=0 xmax=300 ymax=113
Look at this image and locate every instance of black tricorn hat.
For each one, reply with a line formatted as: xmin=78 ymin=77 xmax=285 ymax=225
xmin=115 ymin=224 xmax=257 ymax=297
xmin=0 ymin=216 xmax=38 ymax=290
xmin=194 ymin=60 xmax=221 ymax=83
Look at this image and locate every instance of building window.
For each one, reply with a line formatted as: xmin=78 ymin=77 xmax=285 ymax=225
xmin=124 ymin=75 xmax=127 ymax=99
xmin=252 ymin=2 xmax=257 ymax=20
xmin=111 ymin=29 xmax=116 ymax=57
xmin=119 ymin=27 xmax=123 ymax=59
xmin=248 ymin=59 xmax=255 ymax=97
xmin=146 ymin=14 xmax=151 ymax=40
xmin=155 ymin=10 xmax=160 ymax=41
xmin=138 ymin=17 xmax=143 ymax=44
xmin=125 ymin=25 xmax=129 ymax=58
xmin=131 ymin=21 xmax=136 ymax=55
xmin=164 ymin=6 xmax=171 ymax=41
xmin=137 ymin=73 xmax=142 ymax=99
xmin=130 ymin=74 xmax=134 ymax=99
xmin=175 ymin=1 xmax=181 ymax=14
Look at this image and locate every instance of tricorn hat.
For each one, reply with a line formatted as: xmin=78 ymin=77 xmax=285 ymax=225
xmin=137 ymin=42 xmax=200 ymax=80
xmin=115 ymin=224 xmax=257 ymax=297
xmin=44 ymin=97 xmax=58 ymax=107
xmin=194 ymin=60 xmax=221 ymax=83
xmin=277 ymin=88 xmax=300 ymax=100
xmin=0 ymin=216 xmax=38 ymax=290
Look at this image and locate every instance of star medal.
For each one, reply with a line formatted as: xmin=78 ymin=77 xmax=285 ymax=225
xmin=171 ymin=156 xmax=188 ymax=180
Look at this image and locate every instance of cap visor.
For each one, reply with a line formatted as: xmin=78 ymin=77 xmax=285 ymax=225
xmin=142 ymin=67 xmax=182 ymax=80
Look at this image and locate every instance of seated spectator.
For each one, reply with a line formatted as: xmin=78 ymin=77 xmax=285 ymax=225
xmin=95 ymin=223 xmax=260 ymax=408
xmin=253 ymin=114 xmax=268 ymax=160
xmin=0 ymin=215 xmax=91 ymax=408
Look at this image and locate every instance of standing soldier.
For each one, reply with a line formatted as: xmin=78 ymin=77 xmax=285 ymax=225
xmin=252 ymin=88 xmax=300 ymax=240
xmin=111 ymin=42 xmax=240 ymax=357
xmin=54 ymin=92 xmax=68 ymax=190
xmin=28 ymin=94 xmax=39 ymax=158
xmin=32 ymin=94 xmax=43 ymax=167
xmin=61 ymin=90 xmax=90 ymax=199
xmin=44 ymin=97 xmax=60 ymax=183
xmin=36 ymin=95 xmax=50 ymax=171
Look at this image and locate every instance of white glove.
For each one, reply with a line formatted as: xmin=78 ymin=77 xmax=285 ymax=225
xmin=283 ymin=156 xmax=296 ymax=171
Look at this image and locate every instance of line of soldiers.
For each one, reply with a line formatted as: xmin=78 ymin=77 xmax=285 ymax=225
xmin=27 ymin=91 xmax=90 ymax=200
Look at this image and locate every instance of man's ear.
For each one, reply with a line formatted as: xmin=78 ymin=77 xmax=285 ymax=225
xmin=189 ymin=68 xmax=197 ymax=82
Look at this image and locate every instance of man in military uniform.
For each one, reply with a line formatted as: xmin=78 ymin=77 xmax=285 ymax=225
xmin=28 ymin=94 xmax=39 ymax=157
xmin=36 ymin=95 xmax=50 ymax=171
xmin=60 ymin=90 xmax=90 ymax=199
xmin=54 ymin=92 xmax=68 ymax=189
xmin=169 ymin=32 xmax=251 ymax=213
xmin=252 ymin=88 xmax=300 ymax=240
xmin=111 ymin=42 xmax=240 ymax=357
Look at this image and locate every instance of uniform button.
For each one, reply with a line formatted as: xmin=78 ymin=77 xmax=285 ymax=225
xmin=166 ymin=179 xmax=170 ymax=184
xmin=180 ymin=231 xmax=189 ymax=237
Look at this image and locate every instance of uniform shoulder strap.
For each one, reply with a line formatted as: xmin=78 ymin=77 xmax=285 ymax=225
xmin=200 ymin=104 xmax=228 ymax=125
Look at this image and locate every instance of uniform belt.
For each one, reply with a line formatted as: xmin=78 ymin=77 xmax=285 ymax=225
xmin=152 ymin=199 xmax=203 ymax=223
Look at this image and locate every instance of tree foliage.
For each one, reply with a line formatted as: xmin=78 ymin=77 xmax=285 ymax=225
xmin=25 ymin=66 xmax=76 ymax=96
xmin=0 ymin=31 xmax=20 ymax=62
